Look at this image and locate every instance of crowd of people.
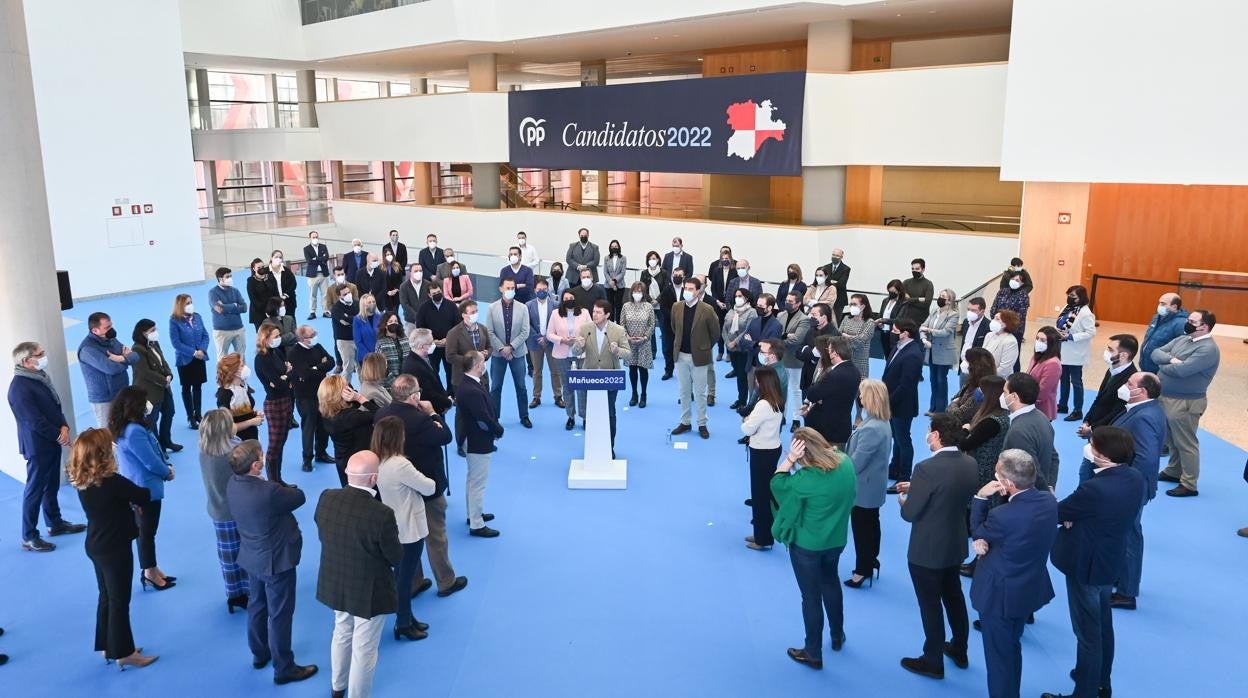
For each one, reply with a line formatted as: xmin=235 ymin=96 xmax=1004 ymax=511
xmin=4 ymin=227 xmax=1235 ymax=697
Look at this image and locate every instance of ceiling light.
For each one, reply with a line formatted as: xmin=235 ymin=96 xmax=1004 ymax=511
xmin=696 ymin=57 xmax=703 ymax=61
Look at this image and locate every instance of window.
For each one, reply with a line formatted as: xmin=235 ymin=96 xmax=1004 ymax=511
xmin=336 ymin=80 xmax=381 ymax=101
xmin=341 ymin=161 xmax=385 ymax=201
xmin=201 ymin=71 xmax=271 ymax=129
xmin=216 ymin=160 xmax=275 ymax=215
xmin=389 ymin=81 xmax=411 ymax=97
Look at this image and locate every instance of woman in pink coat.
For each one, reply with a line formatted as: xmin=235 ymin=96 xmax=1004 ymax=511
xmin=1028 ymin=325 xmax=1063 ymax=421
xmin=547 ymin=289 xmax=592 ymax=431
xmin=442 ymin=260 xmax=474 ymax=302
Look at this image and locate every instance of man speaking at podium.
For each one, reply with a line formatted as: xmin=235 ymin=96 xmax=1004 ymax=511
xmin=572 ymin=300 xmax=631 ymax=452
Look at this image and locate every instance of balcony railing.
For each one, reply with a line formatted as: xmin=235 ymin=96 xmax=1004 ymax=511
xmin=189 ymin=100 xmax=309 ymax=130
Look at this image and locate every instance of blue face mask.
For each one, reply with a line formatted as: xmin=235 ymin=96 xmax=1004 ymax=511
xmin=536 ymin=290 xmax=549 ymax=300
xmin=973 ymin=388 xmax=984 ymax=403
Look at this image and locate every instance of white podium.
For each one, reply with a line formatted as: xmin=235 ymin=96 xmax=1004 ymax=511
xmin=566 ymin=369 xmax=627 ymax=489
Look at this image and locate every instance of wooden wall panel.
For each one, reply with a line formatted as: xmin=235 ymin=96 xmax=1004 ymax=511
xmin=702 ymin=41 xmax=806 ymax=77
xmin=769 ymin=176 xmax=803 ymax=223
xmin=1083 ymin=183 xmax=1248 ymax=324
xmin=851 ymin=40 xmax=892 ymax=71
xmin=844 ymin=165 xmax=883 ymax=224
xmin=1017 ymin=182 xmax=1090 ymax=319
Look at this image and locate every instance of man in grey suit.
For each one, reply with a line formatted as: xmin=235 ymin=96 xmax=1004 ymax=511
xmin=225 ymin=440 xmax=317 ymax=685
xmin=315 ymin=450 xmax=403 ymax=698
xmin=1001 ymin=373 xmax=1060 ymax=491
xmin=565 ymin=227 xmax=601 ymax=283
xmin=484 ymin=278 xmax=532 ymax=428
xmin=897 ymin=413 xmax=979 ymax=680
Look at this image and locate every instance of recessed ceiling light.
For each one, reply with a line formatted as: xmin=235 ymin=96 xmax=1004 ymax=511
xmin=696 ymin=57 xmax=704 ymax=61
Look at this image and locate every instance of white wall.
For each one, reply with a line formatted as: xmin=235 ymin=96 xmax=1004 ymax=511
xmin=890 ymin=33 xmax=1010 ymax=69
xmin=329 ymin=201 xmax=1017 ymax=298
xmin=26 ymin=0 xmax=204 ymax=299
xmin=179 ymin=0 xmax=306 ymax=60
xmin=804 ymin=63 xmax=1007 ymax=167
xmin=316 ymin=92 xmax=510 ymax=162
xmin=1001 ymin=0 xmax=1248 ymax=185
xmin=192 ymin=128 xmax=324 ymax=162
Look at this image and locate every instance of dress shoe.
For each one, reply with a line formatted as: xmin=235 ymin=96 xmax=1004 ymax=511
xmin=565 ymin=418 xmax=575 ymax=431
xmin=960 ymin=561 xmax=976 ymax=578
xmin=1165 ymin=485 xmax=1198 ymax=497
xmin=886 ymin=485 xmax=900 ymax=495
xmin=411 ymin=578 xmax=433 ymax=598
xmin=744 ymin=499 xmax=753 ymax=507
xmin=790 ymin=420 xmax=800 ymax=433
xmin=671 ymin=423 xmax=692 ymax=435
xmin=115 ymin=652 xmax=158 ymax=670
xmin=737 ymin=436 xmax=748 ymax=445
xmin=843 ymin=575 xmax=871 ymax=589
xmin=1109 ymin=593 xmax=1136 ymax=610
xmin=332 ymin=690 xmax=345 ymax=698
xmin=943 ymin=643 xmax=968 ymax=669
xmin=555 ymin=397 xmax=567 ymax=408
xmin=716 ymin=353 xmax=725 ymax=362
xmin=437 ymin=576 xmax=468 ymax=597
xmin=1238 ymin=527 xmax=1248 ymax=538
xmin=188 ymin=420 xmax=199 ymax=430
xmin=725 ymin=371 xmax=737 ymax=379
xmin=289 ymin=420 xmax=298 ymax=428
xmin=322 ymin=312 xmax=331 ymax=318
xmin=745 ymin=541 xmax=772 ymax=551
xmin=466 ymin=514 xmax=495 ymax=525
xmin=413 ymin=620 xmax=430 ymax=632
xmin=520 ymin=417 xmax=533 ymax=428
xmin=1064 ymin=671 xmax=1113 ymax=697
xmin=900 ymin=657 xmax=944 ymax=679
xmin=1057 ymin=405 xmax=1069 ymax=414
xmin=698 ymin=426 xmax=710 ymax=439
xmin=786 ymin=648 xmax=822 ymax=670
xmin=48 ymin=521 xmax=86 ymax=536
xmin=1158 ymin=471 xmax=1181 ymax=483
xmin=393 ymin=624 xmax=428 ymax=641
xmin=1063 ymin=410 xmax=1084 ymax=422
xmin=707 ymin=396 xmax=716 ymax=406
xmin=469 ymin=525 xmax=500 ymax=538
xmin=457 ymin=446 xmax=467 ymax=457
xmin=729 ymin=400 xmax=743 ymax=410
xmin=628 ymin=393 xmax=639 ymax=407
xmin=21 ymin=536 xmax=55 ymax=552
xmin=301 ymin=462 xmax=313 ymax=472
xmin=165 ymin=443 xmax=184 ymax=453
xmin=744 ymin=535 xmax=755 ymax=543
xmin=973 ymin=619 xmax=982 ymax=631
xmin=307 ymin=313 xmax=316 ymax=320
xmin=831 ymin=634 xmax=846 ymax=652
xmin=253 ymin=656 xmax=270 ymax=669
xmin=273 ymin=664 xmax=318 ymax=685
xmin=638 ymin=395 xmax=646 ymax=408
xmin=661 ymin=372 xmax=673 ymax=381
xmin=315 ymin=453 xmax=334 ymax=464
xmin=529 ymin=398 xmax=541 ymax=409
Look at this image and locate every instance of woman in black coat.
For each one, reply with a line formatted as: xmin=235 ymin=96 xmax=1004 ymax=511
xmin=246 ymin=258 xmax=273 ymax=330
xmin=318 ymin=374 xmax=379 ymax=486
xmin=130 ymin=319 xmax=180 ymax=452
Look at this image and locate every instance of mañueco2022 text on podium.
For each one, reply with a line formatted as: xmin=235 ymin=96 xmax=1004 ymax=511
xmin=565 ymin=369 xmax=627 ymax=489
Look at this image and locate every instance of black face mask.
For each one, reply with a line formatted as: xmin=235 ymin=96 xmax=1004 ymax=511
xmin=610 ymin=247 xmax=620 ymax=255
xmin=388 ymin=325 xmax=402 ymax=336
xmin=579 ymin=237 xmax=588 ymax=244
xmin=911 ymin=271 xmax=923 ymax=279
xmin=1068 ymin=296 xmax=1080 ymax=304
xmin=551 ymin=270 xmax=563 ymax=282
xmin=888 ymin=290 xmax=898 ymax=299
xmin=430 ymin=293 xmax=442 ymax=301
xmin=563 ymin=300 xmax=577 ymax=313
xmin=936 ymin=298 xmax=947 ymax=308
xmin=104 ymin=327 xmax=117 ymax=341
xmin=721 ymin=259 xmax=731 ymax=267
xmin=1183 ymin=322 xmax=1198 ymax=334
xmin=787 ymin=272 xmax=797 ymax=281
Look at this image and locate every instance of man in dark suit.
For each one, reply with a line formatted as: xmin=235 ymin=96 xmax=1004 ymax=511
xmin=457 ymin=351 xmax=505 ymax=538
xmin=315 ymin=450 xmax=403 ymax=698
xmin=401 ymin=329 xmax=453 ymax=415
xmin=1043 ymin=427 xmax=1145 ymax=698
xmin=303 ymin=231 xmax=331 ymax=320
xmin=818 ymin=248 xmax=851 ymax=319
xmin=795 ymin=303 xmax=841 ymax=393
xmin=287 ymin=326 xmax=334 ymax=471
xmin=418 ymin=233 xmax=445 ymax=279
xmin=898 ymin=414 xmax=980 ymax=679
xmin=884 ymin=318 xmax=925 ymax=485
xmin=1108 ymin=372 xmax=1167 ymax=610
xmin=414 ymin=284 xmax=459 ymax=384
xmin=662 ymin=237 xmax=694 ymax=278
xmin=225 ymin=440 xmax=317 ymax=685
xmin=1002 ymin=373 xmax=1061 ymax=491
xmin=9 ymin=341 xmax=84 ymax=552
xmin=969 ymin=449 xmax=1058 ymax=698
xmin=958 ymin=297 xmax=991 ymax=385
xmin=724 ymin=259 xmax=763 ymax=312
xmin=376 ymin=375 xmax=467 ymax=598
xmin=707 ymin=246 xmax=735 ymax=359
xmin=801 ymin=336 xmax=859 ymax=446
xmin=385 ymin=229 xmax=408 ymax=269
xmin=1076 ymin=334 xmax=1139 ymax=479
xmin=354 ymin=253 xmax=387 ymax=302
xmin=526 ymin=277 xmax=560 ymax=408
xmin=342 ymin=238 xmax=368 ymax=281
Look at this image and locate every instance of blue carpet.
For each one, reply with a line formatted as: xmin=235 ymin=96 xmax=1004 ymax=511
xmin=0 ymin=278 xmax=1243 ymax=697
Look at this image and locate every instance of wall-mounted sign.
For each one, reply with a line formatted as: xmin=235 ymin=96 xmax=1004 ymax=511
xmin=508 ymin=72 xmax=805 ymax=176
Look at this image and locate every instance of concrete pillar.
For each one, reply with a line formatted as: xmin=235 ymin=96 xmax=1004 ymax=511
xmin=382 ymin=161 xmax=396 ymax=202
xmin=0 ymin=0 xmax=78 ymax=481
xmin=306 ymin=160 xmax=328 ymax=216
xmin=296 ymin=69 xmax=318 ymax=127
xmin=409 ymin=77 xmax=428 ymax=94
xmin=266 ymin=73 xmax=280 ymax=127
xmin=468 ymin=54 xmax=498 ymax=92
xmin=471 ymin=163 xmax=501 ymax=209
xmin=269 ymin=161 xmax=288 ymax=217
xmin=193 ymin=67 xmax=213 ymax=129
xmin=623 ymin=172 xmax=641 ymax=214
xmin=379 ymin=81 xmax=391 ymax=98
xmin=802 ymin=19 xmax=853 ymax=224
xmin=412 ymin=162 xmax=433 ymax=205
xmin=204 ymin=160 xmax=223 ymax=220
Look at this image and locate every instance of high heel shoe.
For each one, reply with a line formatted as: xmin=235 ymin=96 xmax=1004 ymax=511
xmin=103 ymin=647 xmax=142 ymax=664
xmin=227 ymin=594 xmax=249 ymax=614
xmin=116 ymin=651 xmax=159 ymax=671
xmin=393 ymin=625 xmax=428 ymax=641
xmin=638 ymin=394 xmax=646 ymax=408
xmin=843 ymin=575 xmax=871 ymax=589
xmin=139 ymin=574 xmax=176 ymax=592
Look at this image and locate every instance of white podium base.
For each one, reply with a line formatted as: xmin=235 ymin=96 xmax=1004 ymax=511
xmin=568 ymin=458 xmax=628 ymax=489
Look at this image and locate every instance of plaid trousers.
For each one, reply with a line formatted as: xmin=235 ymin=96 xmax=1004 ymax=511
xmin=264 ymin=397 xmax=294 ymax=483
xmin=213 ymin=520 xmax=249 ymax=597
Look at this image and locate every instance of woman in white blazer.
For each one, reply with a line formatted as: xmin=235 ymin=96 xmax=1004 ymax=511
xmin=372 ymin=416 xmax=436 ymax=641
xmin=983 ymin=309 xmax=1021 ymax=378
xmin=919 ymin=288 xmax=960 ymax=413
xmin=1055 ymin=284 xmax=1097 ymax=421
xmin=742 ymin=366 xmax=785 ymax=552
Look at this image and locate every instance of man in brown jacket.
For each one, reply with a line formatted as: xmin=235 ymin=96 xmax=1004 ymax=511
xmin=670 ymin=277 xmax=721 ymax=438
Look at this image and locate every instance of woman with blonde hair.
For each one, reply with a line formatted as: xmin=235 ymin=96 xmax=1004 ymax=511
xmin=353 ymin=293 xmax=382 ymax=360
xmin=358 ymin=352 xmax=392 ymax=406
xmin=215 ymin=353 xmax=264 ymax=441
xmin=197 ymin=408 xmax=249 ymax=613
xmin=255 ymin=324 xmax=294 ymax=484
xmin=168 ymin=293 xmax=209 ymax=429
xmin=844 ymin=379 xmax=892 ymax=589
xmin=772 ymin=427 xmax=856 ymax=670
xmin=373 ymin=416 xmax=436 ymax=640
xmin=319 ymin=374 xmax=378 ymax=486
xmin=71 ymin=428 xmax=159 ymax=669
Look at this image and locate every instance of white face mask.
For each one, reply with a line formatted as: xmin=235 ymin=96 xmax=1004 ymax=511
xmin=427 ymin=241 xmax=438 ymax=249
xmin=341 ymin=293 xmax=353 ymax=304
xmin=736 ymin=268 xmax=748 ymax=278
xmin=271 ymin=258 xmax=283 ymax=267
xmin=144 ymin=401 xmax=154 ymax=416
xmin=757 ymin=351 xmax=770 ymax=365
xmin=503 ymin=289 xmax=516 ymax=301
xmin=632 ymin=292 xmax=643 ymax=303
xmin=240 ymin=365 xmax=251 ymax=380
xmin=648 ymin=260 xmax=658 ymax=269
xmin=310 ymin=236 xmax=319 ymax=244
xmin=814 ymin=275 xmax=825 ymax=285
xmin=390 ymin=236 xmax=399 ymax=244
xmin=1009 ymin=280 xmax=1022 ymax=290
xmin=682 ymin=290 xmax=695 ymax=303
xmin=268 ymin=337 xmax=282 ymax=349
xmin=989 ymin=320 xmax=1004 ymax=333
xmin=451 ymin=268 xmax=461 ymax=277
xmin=672 ymin=246 xmax=681 ymax=255
xmin=517 ymin=238 xmax=526 ymax=246
xmin=1034 ymin=340 xmax=1048 ymax=353
xmin=412 ymin=272 xmax=423 ymax=281
xmin=35 ymin=355 xmax=48 ymax=371
xmin=580 ymin=278 xmax=593 ymax=289
xmin=959 ymin=360 xmax=969 ymax=373
xmin=966 ymin=311 xmax=979 ymax=323
xmin=369 ymin=261 xmax=381 ymax=270
xmin=277 ymin=306 xmax=286 ymax=317
xmin=353 ymin=245 xmax=362 ymax=254
xmin=445 ymin=255 xmax=455 ymax=263
xmin=466 ymin=312 xmax=478 ymax=325
xmin=1103 ymin=349 xmax=1116 ymax=365
xmin=335 ymin=275 xmax=345 ymax=284
xmin=848 ymin=305 xmax=862 ymax=317
xmin=509 ymin=255 xmax=520 ymax=265
xmin=999 ymin=393 xmax=1011 ymax=410
xmin=734 ymin=297 xmax=746 ymax=308
xmin=1116 ymin=384 xmax=1133 ymax=402
xmin=185 ymin=303 xmax=195 ymax=314
xmin=146 ymin=331 xmax=159 ymax=343
xmin=812 ymin=347 xmax=821 ymax=359
xmin=221 ymin=277 xmax=233 ymax=287
xmin=1157 ymin=304 xmax=1169 ymax=316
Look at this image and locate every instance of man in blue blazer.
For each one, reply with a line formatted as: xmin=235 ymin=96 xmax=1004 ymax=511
xmin=525 ymin=278 xmax=561 ymax=409
xmin=456 ymin=351 xmax=505 ymax=538
xmin=1108 ymin=372 xmax=1167 ymax=610
xmin=662 ymin=237 xmax=694 ymax=279
xmin=8 ymin=342 xmax=84 ymax=552
xmin=969 ymin=449 xmax=1058 ymax=698
xmin=884 ymin=318 xmax=925 ymax=486
xmin=225 ymin=440 xmax=317 ymax=685
xmin=1043 ymin=427 xmax=1145 ymax=698
xmin=342 ymin=238 xmax=368 ymax=280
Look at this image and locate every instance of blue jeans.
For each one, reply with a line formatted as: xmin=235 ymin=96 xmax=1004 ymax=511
xmin=928 ymin=361 xmax=950 ymax=412
xmin=1059 ymin=364 xmax=1085 ymax=412
xmin=788 ymin=543 xmax=845 ymax=661
xmin=394 ymin=540 xmax=426 ymax=630
xmin=889 ymin=415 xmax=915 ymax=481
xmin=1065 ymin=577 xmax=1114 ymax=698
xmin=489 ymin=353 xmax=530 ymax=420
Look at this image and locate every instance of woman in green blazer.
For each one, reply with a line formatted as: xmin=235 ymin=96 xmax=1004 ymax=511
xmin=771 ymin=427 xmax=856 ymax=671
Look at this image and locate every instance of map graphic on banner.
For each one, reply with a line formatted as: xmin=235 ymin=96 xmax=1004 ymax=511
xmin=725 ymin=99 xmax=787 ymax=161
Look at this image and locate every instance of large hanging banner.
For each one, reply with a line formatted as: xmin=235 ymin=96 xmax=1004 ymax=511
xmin=508 ymin=72 xmax=806 ymax=176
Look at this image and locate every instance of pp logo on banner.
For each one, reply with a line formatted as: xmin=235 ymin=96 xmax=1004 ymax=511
xmin=519 ymin=117 xmax=546 ymax=147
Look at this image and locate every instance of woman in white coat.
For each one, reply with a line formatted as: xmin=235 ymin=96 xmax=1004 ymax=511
xmin=1055 ymin=284 xmax=1097 ymax=421
xmin=918 ymin=288 xmax=960 ymax=413
xmin=983 ymin=309 xmax=1021 ymax=378
xmin=372 ymin=416 xmax=436 ymax=641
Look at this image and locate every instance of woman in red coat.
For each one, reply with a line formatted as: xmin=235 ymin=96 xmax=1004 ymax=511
xmin=1028 ymin=325 xmax=1063 ymax=421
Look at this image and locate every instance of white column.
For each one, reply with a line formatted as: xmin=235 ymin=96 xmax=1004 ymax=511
xmin=0 ymin=1 xmax=78 ymax=481
xmin=194 ymin=67 xmax=213 ymax=129
xmin=296 ymin=69 xmax=318 ymax=127
xmin=266 ymin=73 xmax=280 ymax=127
xmin=803 ymin=20 xmax=853 ymax=225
